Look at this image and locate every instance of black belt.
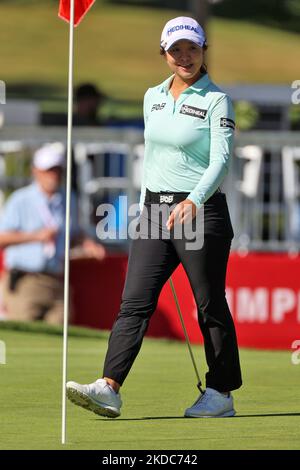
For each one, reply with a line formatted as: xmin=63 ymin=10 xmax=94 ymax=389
xmin=145 ymin=187 xmax=221 ymax=205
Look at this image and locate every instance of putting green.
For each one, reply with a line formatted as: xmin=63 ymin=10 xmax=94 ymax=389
xmin=0 ymin=323 xmax=299 ymax=450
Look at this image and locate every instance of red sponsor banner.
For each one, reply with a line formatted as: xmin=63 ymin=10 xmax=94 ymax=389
xmin=154 ymin=253 xmax=300 ymax=349
xmin=1 ymin=251 xmax=299 ymax=349
xmin=69 ymin=252 xmax=300 ymax=350
xmin=155 ymin=253 xmax=300 ymax=349
xmin=227 ymin=253 xmax=300 ymax=349
xmin=58 ymin=0 xmax=95 ymax=27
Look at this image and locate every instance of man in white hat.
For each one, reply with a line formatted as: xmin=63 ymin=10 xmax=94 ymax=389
xmin=0 ymin=143 xmax=106 ymax=324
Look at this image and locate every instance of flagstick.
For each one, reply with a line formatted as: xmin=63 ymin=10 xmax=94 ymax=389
xmin=62 ymin=0 xmax=75 ymax=445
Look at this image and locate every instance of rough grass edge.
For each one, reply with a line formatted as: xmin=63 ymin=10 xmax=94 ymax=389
xmin=0 ymin=320 xmax=185 ymax=345
xmin=0 ymin=320 xmax=110 ymax=339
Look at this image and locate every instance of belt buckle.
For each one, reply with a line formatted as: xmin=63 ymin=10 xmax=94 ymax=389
xmin=159 ymin=194 xmax=174 ymax=203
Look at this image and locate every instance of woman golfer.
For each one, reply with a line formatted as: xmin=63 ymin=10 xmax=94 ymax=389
xmin=67 ymin=16 xmax=242 ymax=418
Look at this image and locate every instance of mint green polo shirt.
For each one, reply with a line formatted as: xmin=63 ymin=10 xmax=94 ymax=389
xmin=139 ymin=73 xmax=235 ymax=210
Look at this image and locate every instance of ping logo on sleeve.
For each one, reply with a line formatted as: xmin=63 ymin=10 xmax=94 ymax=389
xmin=151 ymin=103 xmax=166 ymax=112
xmin=220 ymin=117 xmax=235 ymax=129
xmin=180 ymin=105 xmax=207 ymax=119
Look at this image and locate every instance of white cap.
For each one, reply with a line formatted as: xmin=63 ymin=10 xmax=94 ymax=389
xmin=160 ymin=16 xmax=206 ymax=52
xmin=33 ymin=143 xmax=65 ymax=170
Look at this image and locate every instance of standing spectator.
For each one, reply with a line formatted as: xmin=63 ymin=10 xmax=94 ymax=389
xmin=73 ymin=83 xmax=106 ymax=127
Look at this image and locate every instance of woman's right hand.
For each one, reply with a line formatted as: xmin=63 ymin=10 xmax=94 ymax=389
xmin=166 ymin=199 xmax=198 ymax=230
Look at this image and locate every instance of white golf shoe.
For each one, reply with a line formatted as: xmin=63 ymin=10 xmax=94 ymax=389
xmin=66 ymin=378 xmax=122 ymax=418
xmin=184 ymin=387 xmax=236 ymax=418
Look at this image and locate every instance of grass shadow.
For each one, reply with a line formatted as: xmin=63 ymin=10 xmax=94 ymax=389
xmin=93 ymin=412 xmax=300 ymax=422
xmin=235 ymin=412 xmax=300 ymax=418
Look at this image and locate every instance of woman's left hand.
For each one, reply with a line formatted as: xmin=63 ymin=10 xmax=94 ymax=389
xmin=166 ymin=199 xmax=198 ymax=231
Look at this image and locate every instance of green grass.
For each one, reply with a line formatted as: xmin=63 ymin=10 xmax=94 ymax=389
xmin=0 ymin=323 xmax=299 ymax=450
xmin=0 ymin=1 xmax=299 ymax=106
xmin=209 ymin=19 xmax=300 ymax=84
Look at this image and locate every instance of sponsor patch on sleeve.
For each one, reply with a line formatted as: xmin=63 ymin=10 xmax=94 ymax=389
xmin=220 ymin=117 xmax=235 ymax=129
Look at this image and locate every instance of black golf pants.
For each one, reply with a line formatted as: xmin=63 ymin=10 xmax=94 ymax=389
xmin=102 ymin=189 xmax=242 ymax=393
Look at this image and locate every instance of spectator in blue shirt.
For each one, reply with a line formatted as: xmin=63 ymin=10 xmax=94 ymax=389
xmin=0 ymin=142 xmax=106 ymax=324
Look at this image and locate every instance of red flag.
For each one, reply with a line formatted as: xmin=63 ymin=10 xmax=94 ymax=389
xmin=59 ymin=0 xmax=95 ymax=27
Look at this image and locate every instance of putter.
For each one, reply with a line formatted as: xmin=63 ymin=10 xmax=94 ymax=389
xmin=169 ymin=276 xmax=204 ymax=394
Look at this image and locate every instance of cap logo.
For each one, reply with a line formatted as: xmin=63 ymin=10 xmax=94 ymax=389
xmin=167 ymin=24 xmax=201 ymax=36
